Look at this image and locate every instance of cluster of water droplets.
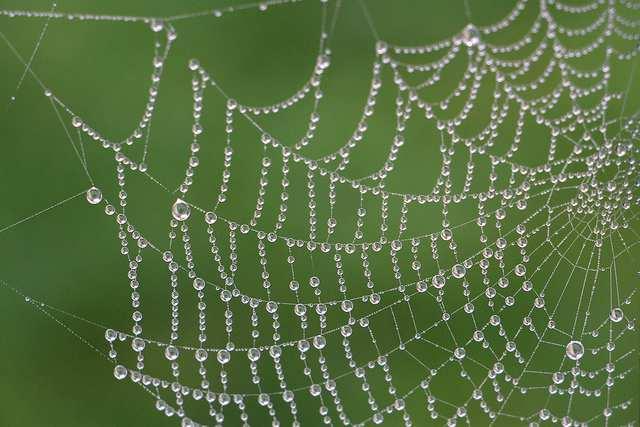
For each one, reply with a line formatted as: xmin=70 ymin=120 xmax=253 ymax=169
xmin=2 ymin=0 xmax=640 ymax=425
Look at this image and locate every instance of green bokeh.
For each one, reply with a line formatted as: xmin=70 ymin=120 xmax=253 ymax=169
xmin=0 ymin=1 xmax=638 ymax=426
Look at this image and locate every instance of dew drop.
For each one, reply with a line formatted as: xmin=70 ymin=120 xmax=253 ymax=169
xmin=552 ymin=372 xmax=565 ymax=384
xmin=247 ymin=348 xmax=261 ymax=361
xmin=317 ymin=54 xmax=331 ymax=69
xmin=217 ymin=349 xmax=231 ymax=364
xmin=462 ymin=24 xmax=480 ymax=47
xmin=193 ymin=277 xmax=205 ymax=291
xmin=452 ymin=264 xmax=466 ymax=279
xmin=565 ymin=340 xmax=584 ymax=361
xmin=432 ymin=274 xmax=446 ymax=289
xmin=416 ymin=280 xmax=428 ymax=293
xmin=113 ymin=364 xmax=128 ymax=380
xmin=195 ymin=348 xmax=209 ymax=362
xmin=86 ymin=186 xmax=103 ymax=205
xmin=171 ymin=198 xmax=191 ymax=221
xmin=188 ymin=58 xmax=200 ymax=71
xmin=610 ymin=308 xmax=623 ymax=323
xmin=204 ymin=211 xmax=217 ymax=224
xmin=131 ymin=337 xmax=145 ymax=352
xmin=105 ymin=329 xmax=117 ymax=342
xmin=150 ymin=19 xmax=164 ymax=32
xmin=514 ymin=264 xmax=526 ymax=277
xmin=164 ymin=345 xmax=179 ymax=361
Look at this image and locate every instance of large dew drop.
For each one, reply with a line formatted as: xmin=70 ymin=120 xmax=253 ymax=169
xmin=165 ymin=345 xmax=180 ymax=361
xmin=217 ymin=349 xmax=231 ymax=364
xmin=610 ymin=308 xmax=623 ymax=323
xmin=565 ymin=340 xmax=584 ymax=361
xmin=113 ymin=364 xmax=128 ymax=380
xmin=432 ymin=274 xmax=446 ymax=289
xmin=86 ymin=186 xmax=103 ymax=205
xmin=452 ymin=264 xmax=466 ymax=279
xmin=171 ymin=198 xmax=191 ymax=221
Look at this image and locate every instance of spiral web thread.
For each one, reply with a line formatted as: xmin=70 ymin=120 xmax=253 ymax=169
xmin=1 ymin=0 xmax=639 ymax=425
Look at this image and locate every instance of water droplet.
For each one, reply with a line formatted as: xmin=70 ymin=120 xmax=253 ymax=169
xmin=372 ymin=412 xmax=384 ymax=424
xmin=188 ymin=58 xmax=200 ymax=71
xmin=204 ymin=211 xmax=217 ymax=224
xmin=113 ymin=365 xmax=128 ymax=380
xmin=193 ymin=277 xmax=205 ymax=291
xmin=369 ymin=293 xmax=381 ymax=304
xmin=432 ymin=274 xmax=446 ymax=289
xmin=150 ymin=19 xmax=164 ymax=32
xmin=552 ymin=372 xmax=565 ymax=384
xmin=452 ymin=264 xmax=466 ymax=279
xmin=310 ymin=384 xmax=321 ymax=396
xmin=171 ymin=199 xmax=191 ymax=221
xmin=416 ymin=280 xmax=428 ymax=293
xmin=86 ymin=186 xmax=103 ymax=204
xmin=565 ymin=340 xmax=584 ymax=361
xmin=610 ymin=308 xmax=623 ymax=323
xmin=313 ymin=335 xmax=326 ymax=349
xmin=462 ymin=24 xmax=480 ymax=47
xmin=266 ymin=301 xmax=278 ymax=313
xmin=247 ymin=348 xmax=261 ymax=361
xmin=105 ymin=329 xmax=117 ymax=342
xmin=164 ymin=345 xmax=179 ymax=361
xmin=217 ymin=349 xmax=231 ymax=364
xmin=317 ymin=54 xmax=331 ymax=69
xmin=539 ymin=409 xmax=550 ymax=420
xmin=195 ymin=348 xmax=208 ymax=362
xmin=282 ymin=390 xmax=294 ymax=402
xmin=131 ymin=337 xmax=145 ymax=352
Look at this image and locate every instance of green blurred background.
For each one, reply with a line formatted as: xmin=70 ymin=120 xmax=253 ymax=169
xmin=0 ymin=0 xmax=638 ymax=425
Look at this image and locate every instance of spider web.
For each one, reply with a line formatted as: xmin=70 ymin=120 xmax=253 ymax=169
xmin=0 ymin=0 xmax=639 ymax=425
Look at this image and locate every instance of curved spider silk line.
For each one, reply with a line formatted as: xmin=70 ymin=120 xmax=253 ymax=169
xmin=0 ymin=0 xmax=639 ymax=426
